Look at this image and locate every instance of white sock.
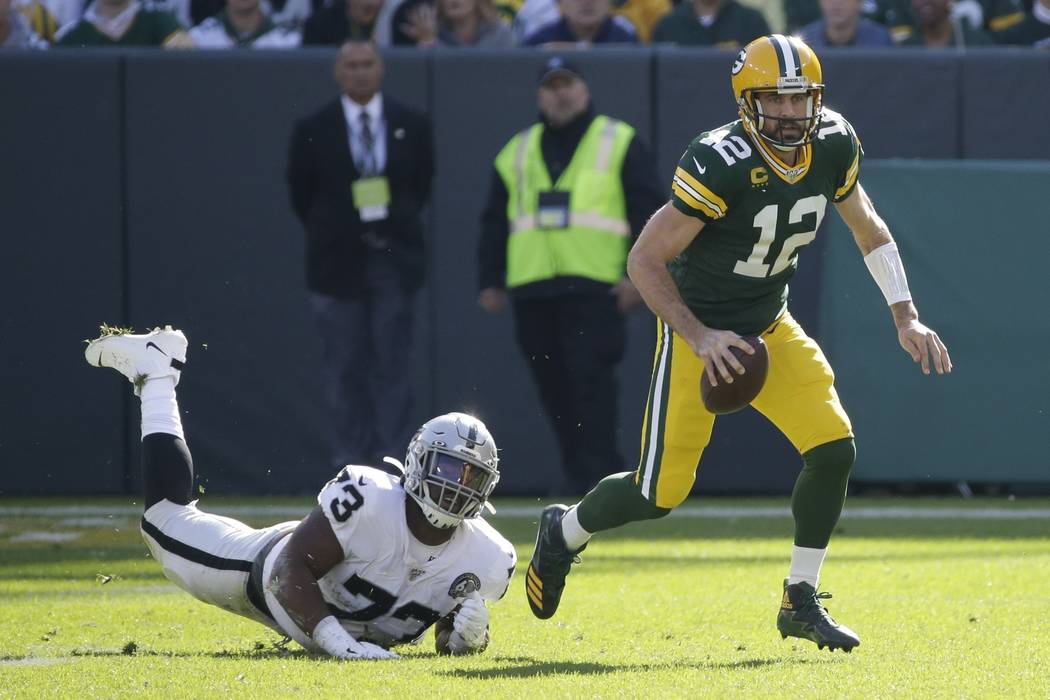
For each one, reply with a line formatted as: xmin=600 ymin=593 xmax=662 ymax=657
xmin=139 ymin=376 xmax=183 ymax=440
xmin=788 ymin=545 xmax=827 ymax=587
xmin=560 ymin=505 xmax=592 ymax=551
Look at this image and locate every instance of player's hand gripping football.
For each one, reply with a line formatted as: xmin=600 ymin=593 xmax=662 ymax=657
xmin=896 ymin=319 xmax=952 ymax=375
xmin=449 ymin=592 xmax=489 ymax=652
xmin=689 ymin=327 xmax=755 ymax=387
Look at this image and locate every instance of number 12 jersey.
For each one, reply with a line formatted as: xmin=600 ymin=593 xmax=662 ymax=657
xmin=668 ymin=108 xmax=863 ymax=336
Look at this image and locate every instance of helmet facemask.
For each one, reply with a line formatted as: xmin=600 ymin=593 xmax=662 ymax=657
xmin=403 ymin=414 xmax=500 ymax=530
xmin=740 ymin=82 xmax=824 ymax=150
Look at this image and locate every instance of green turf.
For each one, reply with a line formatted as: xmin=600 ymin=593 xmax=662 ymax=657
xmin=2 ymin=497 xmax=1048 ymax=698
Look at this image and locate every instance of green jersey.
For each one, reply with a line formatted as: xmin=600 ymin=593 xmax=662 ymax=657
xmin=668 ymin=109 xmax=862 ymax=336
xmin=56 ymin=6 xmax=183 ymax=47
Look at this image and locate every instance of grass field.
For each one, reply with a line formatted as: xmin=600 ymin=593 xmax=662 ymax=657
xmin=2 ymin=497 xmax=1048 ymax=699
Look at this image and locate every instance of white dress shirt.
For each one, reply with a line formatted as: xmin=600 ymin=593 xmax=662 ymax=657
xmin=340 ymin=93 xmax=386 ymax=175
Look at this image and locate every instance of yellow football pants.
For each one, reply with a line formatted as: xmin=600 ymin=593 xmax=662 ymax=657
xmin=635 ymin=312 xmax=853 ymax=508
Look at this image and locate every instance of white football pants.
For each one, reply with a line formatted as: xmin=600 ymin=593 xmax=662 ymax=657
xmin=140 ymin=499 xmax=297 ymax=630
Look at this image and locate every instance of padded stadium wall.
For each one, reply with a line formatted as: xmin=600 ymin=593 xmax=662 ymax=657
xmin=1 ymin=49 xmax=1047 ymax=495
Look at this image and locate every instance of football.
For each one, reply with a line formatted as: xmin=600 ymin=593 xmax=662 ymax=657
xmin=700 ymin=336 xmax=769 ymax=414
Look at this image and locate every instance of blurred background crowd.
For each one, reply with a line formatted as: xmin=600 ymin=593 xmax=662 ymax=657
xmin=2 ymin=0 xmax=1048 ymax=50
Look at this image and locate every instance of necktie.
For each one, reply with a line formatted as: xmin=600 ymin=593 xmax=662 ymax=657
xmin=358 ymin=112 xmax=376 ymax=175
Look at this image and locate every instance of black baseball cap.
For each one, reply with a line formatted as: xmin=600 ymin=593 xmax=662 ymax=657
xmin=537 ymin=56 xmax=585 ymax=87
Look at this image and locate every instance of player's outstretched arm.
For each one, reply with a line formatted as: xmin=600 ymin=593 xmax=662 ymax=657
xmin=627 ymin=202 xmax=755 ymax=386
xmin=268 ymin=507 xmax=398 ymax=660
xmin=835 ymin=184 xmax=953 ymax=375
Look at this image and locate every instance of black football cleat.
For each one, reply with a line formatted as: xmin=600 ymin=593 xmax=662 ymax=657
xmin=525 ymin=504 xmax=586 ymax=620
xmin=777 ymin=579 xmax=860 ymax=652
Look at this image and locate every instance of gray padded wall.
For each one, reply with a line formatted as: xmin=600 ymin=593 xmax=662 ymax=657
xmin=962 ymin=51 xmax=1050 ymax=159
xmin=819 ymin=50 xmax=961 ymax=158
xmin=123 ymin=50 xmax=432 ymax=494
xmin=4 ymin=50 xmax=1048 ymax=495
xmin=0 ymin=55 xmax=125 ymax=494
xmin=429 ymin=49 xmax=657 ymax=494
xmin=655 ymin=49 xmax=742 ymax=177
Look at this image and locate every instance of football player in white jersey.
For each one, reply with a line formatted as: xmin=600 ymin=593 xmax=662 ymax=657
xmin=85 ymin=324 xmax=516 ymax=660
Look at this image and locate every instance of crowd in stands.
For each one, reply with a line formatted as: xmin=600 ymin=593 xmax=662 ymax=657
xmin=1 ymin=0 xmax=1047 ymax=51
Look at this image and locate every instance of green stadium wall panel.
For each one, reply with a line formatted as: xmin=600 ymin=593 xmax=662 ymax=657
xmin=820 ymin=160 xmax=1050 ymax=482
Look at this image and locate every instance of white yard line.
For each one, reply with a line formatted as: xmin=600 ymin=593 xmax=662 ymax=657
xmin=1 ymin=505 xmax=1049 ymax=520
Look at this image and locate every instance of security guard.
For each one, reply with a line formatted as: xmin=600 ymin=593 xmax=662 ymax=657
xmin=477 ymin=56 xmax=664 ymax=496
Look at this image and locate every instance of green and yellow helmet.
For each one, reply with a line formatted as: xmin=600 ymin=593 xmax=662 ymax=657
xmin=731 ymin=34 xmax=824 ymax=148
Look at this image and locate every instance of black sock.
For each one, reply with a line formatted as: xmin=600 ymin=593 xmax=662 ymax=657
xmin=142 ymin=433 xmax=195 ymax=509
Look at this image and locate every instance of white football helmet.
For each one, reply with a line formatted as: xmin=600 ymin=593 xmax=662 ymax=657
xmin=403 ymin=413 xmax=500 ymax=530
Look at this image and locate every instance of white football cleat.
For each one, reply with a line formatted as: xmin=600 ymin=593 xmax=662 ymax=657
xmin=85 ymin=325 xmax=188 ymax=395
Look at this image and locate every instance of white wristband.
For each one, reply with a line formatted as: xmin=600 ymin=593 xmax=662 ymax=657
xmin=863 ymin=242 xmax=912 ymax=306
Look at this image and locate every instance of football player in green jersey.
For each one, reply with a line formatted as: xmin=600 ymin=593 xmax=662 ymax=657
xmin=525 ymin=34 xmax=952 ymax=653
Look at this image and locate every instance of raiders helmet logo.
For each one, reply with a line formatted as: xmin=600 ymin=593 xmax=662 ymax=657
xmin=448 ymin=573 xmax=481 ymax=599
xmin=731 ymin=49 xmax=746 ymax=75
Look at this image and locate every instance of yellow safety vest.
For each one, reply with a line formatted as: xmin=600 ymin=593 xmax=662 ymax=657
xmin=494 ymin=115 xmax=635 ymax=289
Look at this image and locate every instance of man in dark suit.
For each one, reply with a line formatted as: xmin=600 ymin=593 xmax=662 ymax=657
xmin=287 ymin=39 xmax=434 ymax=471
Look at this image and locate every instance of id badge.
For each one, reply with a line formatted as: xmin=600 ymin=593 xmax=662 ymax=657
xmin=537 ymin=191 xmax=570 ymax=229
xmin=351 ymin=177 xmax=391 ymax=223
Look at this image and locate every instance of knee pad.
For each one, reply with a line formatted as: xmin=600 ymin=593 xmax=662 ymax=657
xmin=802 ymin=437 xmax=856 ymax=478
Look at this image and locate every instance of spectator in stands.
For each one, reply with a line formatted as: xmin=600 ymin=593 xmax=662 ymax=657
xmin=286 ymin=40 xmax=434 ymax=473
xmin=397 ymin=0 xmax=515 ymax=46
xmin=1 ymin=0 xmax=49 ymax=45
xmin=43 ymin=0 xmax=82 ymax=29
xmin=493 ymin=0 xmax=520 ymax=23
xmin=784 ymin=0 xmax=821 ymax=31
xmin=54 ymin=0 xmax=193 ymax=46
xmin=14 ymin=0 xmax=57 ymax=41
xmin=513 ymin=0 xmax=558 ymax=38
xmin=165 ymin=0 xmax=317 ymax=31
xmin=651 ymin=0 xmax=769 ymax=46
xmin=513 ymin=0 xmax=668 ymax=42
xmin=190 ymin=0 xmax=300 ymax=45
xmin=478 ymin=57 xmax=664 ymax=496
xmin=615 ymin=0 xmax=670 ymax=42
xmin=263 ymin=0 xmax=316 ymax=29
xmin=800 ymin=0 xmax=893 ymax=45
xmin=523 ymin=0 xmax=639 ymax=45
xmin=303 ymin=0 xmax=382 ymax=44
xmin=954 ymin=0 xmax=1024 ymax=34
xmin=899 ymin=0 xmax=994 ymax=45
xmin=867 ymin=0 xmax=1023 ymax=42
xmin=994 ymin=0 xmax=1050 ymax=45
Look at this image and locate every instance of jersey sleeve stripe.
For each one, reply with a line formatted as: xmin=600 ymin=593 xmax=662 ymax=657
xmin=672 ymin=175 xmax=723 ymax=214
xmin=672 ymin=179 xmax=722 ymax=219
xmin=835 ymin=149 xmax=861 ymax=199
xmin=989 ymin=11 xmax=1024 ymax=31
xmin=674 ymin=167 xmax=728 ymax=212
